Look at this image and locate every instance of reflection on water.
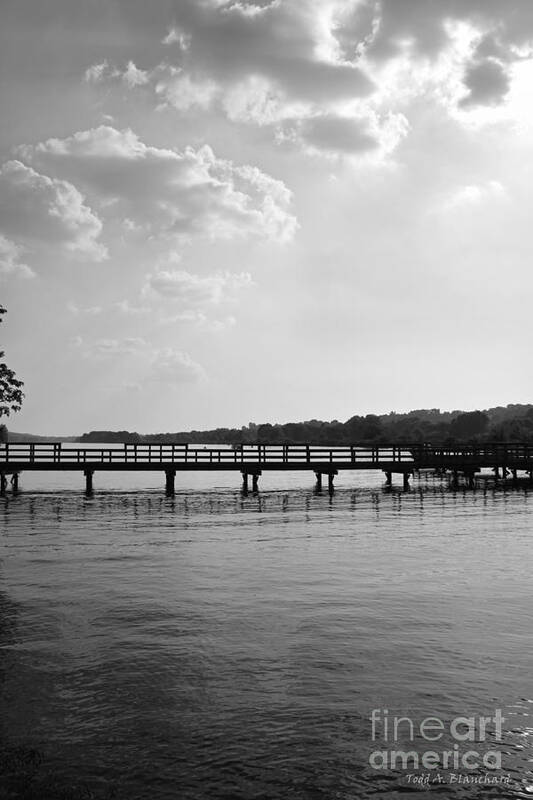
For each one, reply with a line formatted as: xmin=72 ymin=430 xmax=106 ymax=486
xmin=1 ymin=470 xmax=532 ymax=799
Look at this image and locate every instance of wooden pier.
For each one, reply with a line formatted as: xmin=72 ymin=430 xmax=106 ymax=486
xmin=1 ymin=442 xmax=533 ymax=494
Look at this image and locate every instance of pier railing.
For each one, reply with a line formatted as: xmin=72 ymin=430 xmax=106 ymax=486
xmin=0 ymin=443 xmax=416 ymax=467
xmin=2 ymin=442 xmax=533 ymax=469
xmin=2 ymin=442 xmax=533 ymax=494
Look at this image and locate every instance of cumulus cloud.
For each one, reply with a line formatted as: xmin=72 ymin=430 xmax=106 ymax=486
xmin=65 ymin=267 xmax=247 ymax=330
xmin=74 ymin=336 xmax=148 ymax=358
xmin=69 ymin=298 xmax=152 ymax=317
xmin=0 ymin=160 xmax=107 ymax=262
xmin=114 ymin=299 xmax=151 ymax=315
xmin=83 ymin=1 xmax=388 ymax=156
xmin=71 ymin=337 xmax=205 ymax=382
xmin=354 ymin=1 xmax=532 ymax=110
xmin=85 ymin=1 xmax=533 ymax=154
xmin=145 ymin=269 xmax=252 ymax=305
xmin=149 ymin=348 xmax=206 ymax=384
xmin=158 ymin=311 xmax=237 ymax=331
xmin=162 ymin=26 xmax=191 ymax=50
xmin=0 ymin=235 xmax=34 ymax=279
xmin=20 ymin=126 xmax=297 ymax=242
xmin=84 ymin=60 xmax=110 ymax=83
xmin=442 ymin=180 xmax=507 ymax=210
xmin=155 ymin=68 xmax=217 ymax=111
xmin=67 ymin=301 xmax=103 ymax=315
xmin=152 ymin=66 xmax=217 ymax=111
xmin=159 ymin=0 xmax=374 ymax=104
xmin=122 ymin=61 xmax=150 ymax=88
xmin=142 ymin=268 xmax=250 ymax=329
xmin=70 ymin=336 xmax=206 ymax=386
xmin=354 ymin=0 xmax=531 ymax=62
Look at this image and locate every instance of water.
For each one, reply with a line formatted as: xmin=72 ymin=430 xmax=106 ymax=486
xmin=1 ymin=464 xmax=532 ymax=799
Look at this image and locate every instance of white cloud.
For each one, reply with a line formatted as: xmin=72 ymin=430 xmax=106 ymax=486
xmin=71 ymin=336 xmax=206 ymax=382
xmin=0 ymin=235 xmax=34 ymax=279
xmin=84 ymin=2 xmax=385 ymax=156
xmin=149 ymin=348 xmax=206 ymax=384
xmin=162 ymin=26 xmax=191 ymax=50
xmin=206 ymin=315 xmax=237 ymax=332
xmin=221 ymin=75 xmax=298 ymax=125
xmin=21 ymin=126 xmax=297 ymax=243
xmin=443 ymin=180 xmax=507 ymax=210
xmin=357 ymin=2 xmax=533 ymax=122
xmin=155 ymin=68 xmax=217 ymax=112
xmin=114 ymin=299 xmax=151 ymax=315
xmin=158 ymin=311 xmax=237 ymax=331
xmin=158 ymin=0 xmax=373 ymax=105
xmin=0 ymin=160 xmax=107 ymax=263
xmin=85 ymin=1 xmax=533 ymax=155
xmin=76 ymin=337 xmax=148 ymax=359
xmin=122 ymin=61 xmax=150 ymax=88
xmin=84 ymin=60 xmax=110 ymax=83
xmin=67 ymin=301 xmax=103 ymax=315
xmin=145 ymin=269 xmax=252 ymax=306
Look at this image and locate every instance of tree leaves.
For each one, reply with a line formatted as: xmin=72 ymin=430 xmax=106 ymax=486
xmin=0 ymin=305 xmax=24 ymax=417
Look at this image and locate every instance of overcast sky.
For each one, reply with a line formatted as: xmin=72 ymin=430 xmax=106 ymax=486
xmin=2 ymin=0 xmax=533 ymax=434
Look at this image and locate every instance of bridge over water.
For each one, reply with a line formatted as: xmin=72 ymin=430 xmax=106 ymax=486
xmin=1 ymin=442 xmax=533 ymax=494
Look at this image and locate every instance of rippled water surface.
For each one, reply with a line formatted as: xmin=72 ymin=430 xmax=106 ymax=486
xmin=1 ymin=466 xmax=532 ymax=799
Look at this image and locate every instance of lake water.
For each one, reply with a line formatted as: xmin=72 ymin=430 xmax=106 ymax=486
xmin=1 ymin=463 xmax=532 ymax=799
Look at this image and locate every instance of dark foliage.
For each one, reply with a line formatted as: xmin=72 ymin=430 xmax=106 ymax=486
xmin=0 ymin=306 xmax=24 ymax=418
xmin=79 ymin=404 xmax=533 ymax=445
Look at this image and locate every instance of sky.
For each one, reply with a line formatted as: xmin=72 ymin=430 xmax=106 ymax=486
xmin=2 ymin=0 xmax=533 ymax=434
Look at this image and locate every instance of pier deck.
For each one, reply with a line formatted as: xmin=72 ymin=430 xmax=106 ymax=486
xmin=1 ymin=442 xmax=533 ymax=493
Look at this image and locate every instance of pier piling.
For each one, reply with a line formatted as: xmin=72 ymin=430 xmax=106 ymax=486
xmin=84 ymin=469 xmax=94 ymax=494
xmin=165 ymin=469 xmax=176 ymax=495
xmin=241 ymin=471 xmax=261 ymax=493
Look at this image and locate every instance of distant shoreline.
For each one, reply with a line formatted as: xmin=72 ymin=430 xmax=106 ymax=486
xmin=6 ymin=403 xmax=533 ymax=446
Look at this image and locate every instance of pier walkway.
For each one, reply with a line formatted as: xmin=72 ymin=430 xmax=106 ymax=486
xmin=1 ymin=442 xmax=533 ymax=494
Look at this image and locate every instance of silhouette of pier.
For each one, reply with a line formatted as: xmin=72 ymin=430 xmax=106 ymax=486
xmin=2 ymin=442 xmax=533 ymax=495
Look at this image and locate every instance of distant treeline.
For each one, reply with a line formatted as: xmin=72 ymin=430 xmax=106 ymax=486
xmin=79 ymin=404 xmax=533 ymax=445
xmin=7 ymin=431 xmax=78 ymax=443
